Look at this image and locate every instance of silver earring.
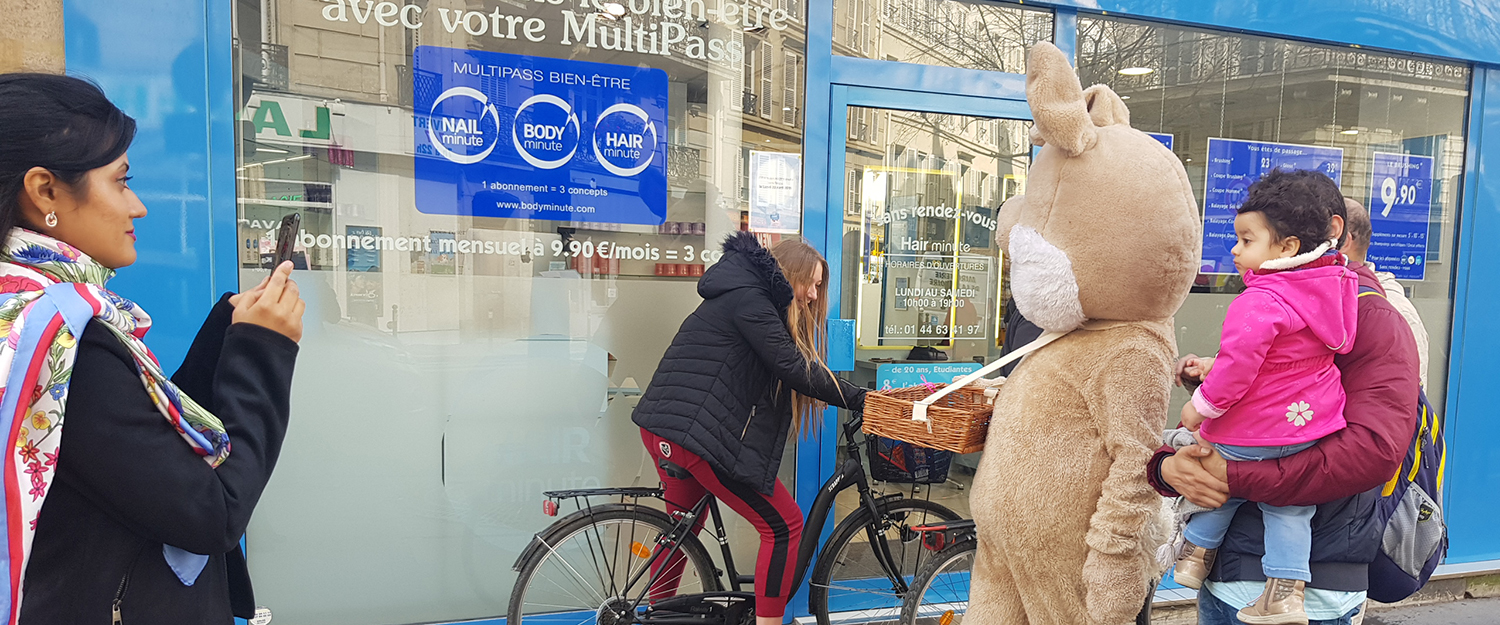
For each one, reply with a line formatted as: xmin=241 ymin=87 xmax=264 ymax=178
xmin=44 ymin=213 xmax=57 ymax=228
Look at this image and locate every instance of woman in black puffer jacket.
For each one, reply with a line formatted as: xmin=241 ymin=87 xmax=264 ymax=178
xmin=633 ymin=232 xmax=864 ymax=625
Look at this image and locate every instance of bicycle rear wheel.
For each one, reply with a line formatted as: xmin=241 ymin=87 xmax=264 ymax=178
xmin=809 ymin=498 xmax=958 ymax=625
xmin=509 ymin=506 xmax=720 ymax=625
xmin=899 ymin=539 xmax=974 ymax=625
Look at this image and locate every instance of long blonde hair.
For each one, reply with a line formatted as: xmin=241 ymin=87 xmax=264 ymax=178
xmin=771 ymin=239 xmax=842 ymax=439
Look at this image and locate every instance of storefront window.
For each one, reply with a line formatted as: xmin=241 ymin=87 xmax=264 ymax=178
xmin=834 ymin=0 xmax=1050 ymax=72
xmin=1077 ymin=16 xmax=1470 ymax=414
xmin=233 ymin=0 xmax=807 ymax=621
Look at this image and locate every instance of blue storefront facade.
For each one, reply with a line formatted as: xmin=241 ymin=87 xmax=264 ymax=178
xmin=45 ymin=0 xmax=1500 ymax=622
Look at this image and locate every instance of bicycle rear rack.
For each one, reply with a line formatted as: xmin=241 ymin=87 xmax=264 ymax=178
xmin=541 ymin=486 xmax=665 ymax=516
xmin=544 ymin=486 xmax=664 ymax=500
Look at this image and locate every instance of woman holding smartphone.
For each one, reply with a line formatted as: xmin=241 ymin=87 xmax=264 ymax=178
xmin=0 ymin=74 xmax=304 ymax=624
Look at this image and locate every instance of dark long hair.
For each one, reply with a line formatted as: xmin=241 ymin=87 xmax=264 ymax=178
xmin=0 ymin=73 xmax=136 ymax=241
xmin=770 ymin=239 xmax=837 ymax=439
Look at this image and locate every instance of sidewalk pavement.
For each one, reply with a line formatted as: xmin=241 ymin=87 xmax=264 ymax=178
xmin=1363 ymin=597 xmax=1500 ymax=624
xmin=1152 ymin=596 xmax=1500 ymax=624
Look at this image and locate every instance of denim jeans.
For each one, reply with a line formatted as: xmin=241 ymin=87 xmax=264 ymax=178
xmin=1197 ymin=587 xmax=1360 ymax=625
xmin=1181 ymin=441 xmax=1319 ymax=581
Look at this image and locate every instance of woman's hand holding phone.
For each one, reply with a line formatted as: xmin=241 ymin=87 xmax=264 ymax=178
xmin=232 ymin=261 xmax=306 ymax=342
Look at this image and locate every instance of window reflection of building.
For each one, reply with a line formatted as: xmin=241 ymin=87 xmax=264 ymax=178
xmin=1075 ymin=15 xmax=1469 ymax=417
xmin=835 ymin=0 xmax=1050 ymax=72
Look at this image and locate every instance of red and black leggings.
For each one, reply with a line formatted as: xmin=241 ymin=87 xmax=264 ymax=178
xmin=641 ymin=429 xmax=804 ymax=618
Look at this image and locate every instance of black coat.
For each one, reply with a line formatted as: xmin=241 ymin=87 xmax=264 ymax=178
xmin=633 ymin=233 xmax=864 ymax=494
xmin=19 ymin=294 xmax=298 ymax=624
xmin=1209 ymin=489 xmax=1382 ymax=591
xmin=999 ymin=298 xmax=1043 ymax=377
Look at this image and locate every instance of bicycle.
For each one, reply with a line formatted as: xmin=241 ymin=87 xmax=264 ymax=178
xmin=507 ymin=410 xmax=959 ymax=625
xmin=900 ymin=521 xmax=1157 ymax=625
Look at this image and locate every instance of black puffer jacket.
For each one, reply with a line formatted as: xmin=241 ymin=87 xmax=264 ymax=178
xmin=633 ymin=233 xmax=864 ymax=494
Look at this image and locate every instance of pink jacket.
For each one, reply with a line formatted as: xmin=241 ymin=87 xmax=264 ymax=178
xmin=1193 ymin=255 xmax=1359 ymax=447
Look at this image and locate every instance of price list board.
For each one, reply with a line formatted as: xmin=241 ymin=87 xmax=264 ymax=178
xmin=1201 ymin=138 xmax=1344 ymax=274
xmin=1367 ymin=152 xmax=1434 ymax=280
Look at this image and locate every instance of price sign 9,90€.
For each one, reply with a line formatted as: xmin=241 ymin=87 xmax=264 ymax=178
xmin=1367 ymin=152 xmax=1434 ymax=281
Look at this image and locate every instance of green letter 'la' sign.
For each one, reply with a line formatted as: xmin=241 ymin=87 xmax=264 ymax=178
xmin=251 ymin=101 xmax=291 ymax=137
xmin=300 ymin=107 xmax=331 ymax=140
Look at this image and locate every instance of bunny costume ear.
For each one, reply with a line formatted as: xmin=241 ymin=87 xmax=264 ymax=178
xmin=1083 ymin=84 xmax=1131 ymax=127
xmin=1026 ymin=42 xmax=1096 ymax=157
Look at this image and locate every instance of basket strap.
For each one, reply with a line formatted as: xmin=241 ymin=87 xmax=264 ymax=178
xmin=911 ymin=330 xmax=1069 ymax=423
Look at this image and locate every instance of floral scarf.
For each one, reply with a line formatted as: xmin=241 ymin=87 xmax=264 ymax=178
xmin=0 ymin=229 xmax=230 ymax=622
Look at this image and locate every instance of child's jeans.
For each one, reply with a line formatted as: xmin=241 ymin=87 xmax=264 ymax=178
xmin=1182 ymin=441 xmax=1319 ymax=582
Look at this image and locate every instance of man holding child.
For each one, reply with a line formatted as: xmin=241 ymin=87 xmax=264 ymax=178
xmin=1148 ymin=174 xmax=1422 ymax=625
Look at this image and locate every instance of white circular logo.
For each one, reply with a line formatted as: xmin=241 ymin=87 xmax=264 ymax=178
xmin=513 ymin=94 xmax=582 ymax=170
xmin=592 ymin=103 xmax=658 ymax=177
xmin=426 ymin=86 xmax=501 ymax=165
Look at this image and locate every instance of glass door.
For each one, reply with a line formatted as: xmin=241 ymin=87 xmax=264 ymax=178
xmin=831 ymin=104 xmax=1032 ymax=517
xmin=803 ymin=86 xmax=1031 ymax=623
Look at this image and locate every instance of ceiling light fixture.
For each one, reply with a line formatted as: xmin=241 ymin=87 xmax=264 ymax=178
xmin=602 ymin=2 xmax=626 ymax=16
xmin=1341 ymin=129 xmax=1360 ymax=135
xmin=1120 ymin=95 xmax=1131 ymax=100
xmin=237 ymin=153 xmax=314 ymax=171
xmin=1118 ymin=67 xmax=1154 ymax=76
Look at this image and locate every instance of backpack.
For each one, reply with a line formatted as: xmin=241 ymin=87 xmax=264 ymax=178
xmin=1359 ymin=284 xmax=1449 ymax=603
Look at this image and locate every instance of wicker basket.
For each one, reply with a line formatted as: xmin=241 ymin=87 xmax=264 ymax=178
xmin=862 ymin=384 xmax=993 ymax=454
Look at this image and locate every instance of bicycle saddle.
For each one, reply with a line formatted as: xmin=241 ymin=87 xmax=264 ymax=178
xmin=658 ymin=457 xmax=692 ymax=480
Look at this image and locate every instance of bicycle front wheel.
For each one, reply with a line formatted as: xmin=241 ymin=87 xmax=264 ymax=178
xmin=508 ymin=506 xmax=720 ymax=625
xmin=899 ymin=539 xmax=974 ymax=625
xmin=808 ymin=498 xmax=958 ymax=625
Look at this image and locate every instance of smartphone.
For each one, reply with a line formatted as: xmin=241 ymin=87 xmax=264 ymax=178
xmin=273 ymin=213 xmax=302 ymax=267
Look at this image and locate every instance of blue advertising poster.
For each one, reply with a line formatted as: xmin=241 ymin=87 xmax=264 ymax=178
xmin=1367 ymin=152 xmax=1433 ymax=280
xmin=412 ymin=46 xmax=668 ymax=225
xmin=346 ymin=225 xmax=381 ymax=272
xmin=1200 ymin=138 xmax=1344 ymax=274
xmin=876 ymin=362 xmax=982 ymax=392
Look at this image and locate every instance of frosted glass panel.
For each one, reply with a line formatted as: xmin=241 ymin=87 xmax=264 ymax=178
xmin=236 ymin=0 xmax=809 ymax=616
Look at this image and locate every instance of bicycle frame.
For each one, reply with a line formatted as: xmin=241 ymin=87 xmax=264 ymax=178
xmin=527 ymin=411 xmax=916 ymax=624
xmin=787 ymin=412 xmax=911 ymax=596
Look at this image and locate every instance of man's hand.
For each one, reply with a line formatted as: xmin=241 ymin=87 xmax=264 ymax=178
xmin=1161 ymin=445 xmax=1230 ymax=508
xmin=1201 ymin=445 xmax=1228 ymax=482
xmin=1174 ymin=354 xmax=1216 ymax=389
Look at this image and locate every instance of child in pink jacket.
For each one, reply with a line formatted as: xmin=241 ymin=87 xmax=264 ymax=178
xmin=1172 ymin=169 xmax=1359 ymax=625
